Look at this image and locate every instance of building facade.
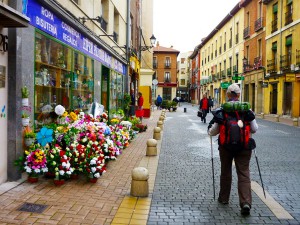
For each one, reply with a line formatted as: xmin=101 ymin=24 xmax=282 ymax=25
xmin=153 ymin=44 xmax=180 ymax=101
xmin=177 ymin=52 xmax=192 ymax=102
xmin=263 ymin=0 xmax=300 ymax=117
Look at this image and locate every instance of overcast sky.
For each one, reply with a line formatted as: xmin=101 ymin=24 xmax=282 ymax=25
xmin=153 ymin=0 xmax=239 ymax=53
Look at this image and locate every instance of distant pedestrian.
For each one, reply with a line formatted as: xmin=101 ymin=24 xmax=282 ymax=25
xmin=156 ymin=95 xmax=162 ymax=109
xmin=199 ymin=94 xmax=209 ymax=123
xmin=208 ymin=96 xmax=214 ymax=112
xmin=207 ymin=83 xmax=258 ymax=216
xmin=137 ymin=92 xmax=144 ymax=121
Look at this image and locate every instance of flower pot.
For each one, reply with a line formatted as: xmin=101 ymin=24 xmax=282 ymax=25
xmin=22 ymin=98 xmax=29 ymax=107
xmin=22 ymin=118 xmax=30 ymax=126
xmin=44 ymin=172 xmax=55 ymax=178
xmin=24 ymin=138 xmax=35 ymax=147
xmin=89 ymin=178 xmax=98 ymax=183
xmin=70 ymin=174 xmax=79 ymax=180
xmin=53 ymin=179 xmax=65 ymax=186
xmin=27 ymin=175 xmax=38 ymax=183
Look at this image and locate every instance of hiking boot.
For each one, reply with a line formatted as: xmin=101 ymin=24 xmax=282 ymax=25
xmin=241 ymin=203 xmax=251 ymax=215
xmin=204 ymin=118 xmax=206 ymax=123
xmin=218 ymin=198 xmax=228 ymax=205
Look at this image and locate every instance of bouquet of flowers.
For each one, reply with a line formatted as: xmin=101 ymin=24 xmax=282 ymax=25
xmin=24 ymin=148 xmax=48 ymax=178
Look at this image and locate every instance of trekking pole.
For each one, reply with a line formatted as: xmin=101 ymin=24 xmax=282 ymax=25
xmin=253 ymin=148 xmax=266 ymax=199
xmin=210 ymin=135 xmax=216 ymax=200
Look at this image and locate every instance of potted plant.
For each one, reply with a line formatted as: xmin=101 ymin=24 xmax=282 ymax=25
xmin=24 ymin=127 xmax=36 ymax=147
xmin=21 ymin=86 xmax=30 ymax=106
xmin=22 ymin=112 xmax=30 ymax=126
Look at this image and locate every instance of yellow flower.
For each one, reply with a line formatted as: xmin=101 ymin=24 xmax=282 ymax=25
xmin=62 ymin=111 xmax=68 ymax=117
xmin=57 ymin=126 xmax=64 ymax=132
xmin=70 ymin=112 xmax=78 ymax=121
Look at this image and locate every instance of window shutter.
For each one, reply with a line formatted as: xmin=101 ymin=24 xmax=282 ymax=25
xmin=286 ymin=36 xmax=292 ymax=46
xmin=273 ymin=4 xmax=278 ymax=13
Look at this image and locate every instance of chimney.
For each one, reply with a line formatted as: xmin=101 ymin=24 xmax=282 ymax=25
xmin=156 ymin=41 xmax=159 ymax=47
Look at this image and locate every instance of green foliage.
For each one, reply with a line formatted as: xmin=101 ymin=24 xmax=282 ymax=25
xmin=128 ymin=116 xmax=140 ymax=126
xmin=24 ymin=131 xmax=36 ymax=138
xmin=21 ymin=86 xmax=29 ymax=98
xmin=123 ymin=93 xmax=131 ymax=112
xmin=161 ymin=100 xmax=168 ymax=109
xmin=14 ymin=156 xmax=25 ymax=172
xmin=22 ymin=112 xmax=29 ymax=118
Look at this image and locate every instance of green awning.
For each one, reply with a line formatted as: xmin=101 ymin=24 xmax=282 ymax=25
xmin=273 ymin=4 xmax=278 ymax=13
xmin=272 ymin=42 xmax=277 ymax=50
xmin=286 ymin=36 xmax=292 ymax=46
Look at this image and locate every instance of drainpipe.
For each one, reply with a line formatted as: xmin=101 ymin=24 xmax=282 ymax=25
xmin=125 ymin=0 xmax=131 ymax=93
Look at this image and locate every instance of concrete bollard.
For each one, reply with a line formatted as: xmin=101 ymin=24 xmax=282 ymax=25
xmin=130 ymin=167 xmax=149 ymax=197
xmin=159 ymin=116 xmax=165 ymax=122
xmin=153 ymin=127 xmax=161 ymax=140
xmin=293 ymin=118 xmax=298 ymax=127
xmin=146 ymin=139 xmax=157 ymax=156
xmin=261 ymin=113 xmax=264 ymax=119
xmin=157 ymin=121 xmax=163 ymax=130
xmin=275 ymin=115 xmax=280 ymax=122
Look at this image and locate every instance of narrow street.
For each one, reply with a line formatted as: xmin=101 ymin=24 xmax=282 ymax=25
xmin=148 ymin=103 xmax=300 ymax=225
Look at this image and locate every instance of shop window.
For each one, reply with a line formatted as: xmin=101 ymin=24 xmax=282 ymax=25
xmin=34 ymin=32 xmax=94 ymax=128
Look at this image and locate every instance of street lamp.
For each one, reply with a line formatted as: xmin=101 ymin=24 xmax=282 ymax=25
xmin=140 ymin=34 xmax=156 ymax=51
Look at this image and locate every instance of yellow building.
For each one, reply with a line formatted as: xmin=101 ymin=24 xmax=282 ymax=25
xmin=263 ymin=0 xmax=300 ymax=117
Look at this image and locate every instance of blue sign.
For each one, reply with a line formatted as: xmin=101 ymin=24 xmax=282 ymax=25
xmin=25 ymin=0 xmax=126 ymax=75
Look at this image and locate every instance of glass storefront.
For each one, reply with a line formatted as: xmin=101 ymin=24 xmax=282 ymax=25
xmin=34 ymin=31 xmax=94 ymax=128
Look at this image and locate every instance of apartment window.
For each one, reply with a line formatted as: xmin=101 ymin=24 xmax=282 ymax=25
xmin=224 ymin=32 xmax=227 ymax=51
xmin=229 ymin=28 xmax=233 ymax=48
xmin=236 ymin=22 xmax=239 ymax=44
xmin=181 ymin=58 xmax=185 ymax=64
xmin=180 ymin=79 xmax=185 ymax=85
xmin=258 ymin=39 xmax=262 ymax=58
xmin=272 ymin=3 xmax=278 ymax=33
xmin=164 ymin=72 xmax=170 ymax=82
xmin=165 ymin=57 xmax=171 ymax=68
xmin=285 ymin=0 xmax=293 ymax=25
xmin=181 ymin=68 xmax=185 ymax=74
xmin=153 ymin=57 xmax=157 ymax=68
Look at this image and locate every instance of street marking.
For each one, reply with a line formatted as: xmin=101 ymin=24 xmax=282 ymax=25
xmin=251 ymin=181 xmax=294 ymax=220
xmin=275 ymin=130 xmax=289 ymax=135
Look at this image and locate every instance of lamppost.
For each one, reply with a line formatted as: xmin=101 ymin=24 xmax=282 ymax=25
xmin=140 ymin=34 xmax=156 ymax=51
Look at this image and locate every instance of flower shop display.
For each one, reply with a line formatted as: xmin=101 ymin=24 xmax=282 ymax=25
xmin=21 ymin=86 xmax=30 ymax=107
xmin=23 ymin=126 xmax=36 ymax=147
xmin=24 ymin=148 xmax=48 ymax=183
xmin=16 ymin=103 xmax=140 ymax=185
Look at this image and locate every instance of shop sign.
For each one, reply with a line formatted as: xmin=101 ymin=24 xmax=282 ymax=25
xmin=221 ymin=82 xmax=230 ymax=89
xmin=25 ymin=0 xmax=126 ymax=75
xmin=285 ymin=74 xmax=295 ymax=82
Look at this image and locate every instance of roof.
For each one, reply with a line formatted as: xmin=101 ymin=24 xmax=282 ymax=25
xmin=153 ymin=45 xmax=180 ymax=55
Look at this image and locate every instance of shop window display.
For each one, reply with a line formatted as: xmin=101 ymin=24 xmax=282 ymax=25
xmin=34 ymin=32 xmax=94 ymax=128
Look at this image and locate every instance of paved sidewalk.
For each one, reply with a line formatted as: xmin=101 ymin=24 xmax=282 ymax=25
xmin=0 ymin=110 xmax=162 ymax=225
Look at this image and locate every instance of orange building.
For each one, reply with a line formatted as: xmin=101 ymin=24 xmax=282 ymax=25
xmin=153 ymin=44 xmax=180 ymax=100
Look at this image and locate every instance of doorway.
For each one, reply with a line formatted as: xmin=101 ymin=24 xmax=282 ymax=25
xmin=270 ymin=83 xmax=278 ymax=114
xmin=283 ymin=82 xmax=292 ymax=115
xmin=251 ymin=83 xmax=255 ymax=112
xmin=101 ymin=66 xmax=110 ymax=111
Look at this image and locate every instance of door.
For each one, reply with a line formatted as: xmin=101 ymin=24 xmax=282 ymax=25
xmin=270 ymin=83 xmax=278 ymax=114
xmin=101 ymin=66 xmax=109 ymax=112
xmin=283 ymin=82 xmax=292 ymax=115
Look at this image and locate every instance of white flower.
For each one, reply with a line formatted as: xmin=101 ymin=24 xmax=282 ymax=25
xmin=90 ymin=159 xmax=96 ymax=165
xmin=52 ymin=161 xmax=56 ymax=166
xmin=26 ymin=167 xmax=32 ymax=173
xmin=63 ymin=155 xmax=67 ymax=160
xmin=91 ymin=167 xmax=96 ymax=173
xmin=34 ymin=169 xmax=41 ymax=173
xmin=94 ymin=141 xmax=99 ymax=145
xmin=42 ymin=168 xmax=48 ymax=172
xmin=82 ymin=138 xmax=87 ymax=143
xmin=75 ymin=158 xmax=78 ymax=162
xmin=55 ymin=105 xmax=65 ymax=116
xmin=66 ymin=171 xmax=72 ymax=175
xmin=94 ymin=173 xmax=100 ymax=178
xmin=62 ymin=162 xmax=67 ymax=167
xmin=59 ymin=170 xmax=65 ymax=175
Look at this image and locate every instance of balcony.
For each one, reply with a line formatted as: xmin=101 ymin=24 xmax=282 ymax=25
xmin=153 ymin=62 xmax=157 ymax=69
xmin=217 ymin=72 xmax=221 ymax=80
xmin=99 ymin=16 xmax=107 ymax=32
xmin=280 ymin=54 xmax=292 ymax=71
xmin=255 ymin=17 xmax=263 ymax=31
xmin=229 ymin=39 xmax=232 ymax=48
xmin=212 ymin=74 xmax=217 ymax=82
xmin=243 ymin=26 xmax=250 ymax=39
xmin=233 ymin=65 xmax=238 ymax=74
xmin=211 ymin=53 xmax=213 ymax=60
xmin=113 ymin=31 xmax=118 ymax=43
xmin=221 ymin=70 xmax=226 ymax=79
xmin=227 ymin=68 xmax=232 ymax=77
xmin=165 ymin=63 xmax=171 ymax=68
xmin=219 ymin=47 xmax=222 ymax=54
xmin=267 ymin=59 xmax=277 ymax=74
xmin=271 ymin=19 xmax=278 ymax=33
xmin=253 ymin=57 xmax=262 ymax=70
xmin=285 ymin=11 xmax=293 ymax=25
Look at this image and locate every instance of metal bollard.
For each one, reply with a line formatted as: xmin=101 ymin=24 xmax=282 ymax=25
xmin=184 ymin=108 xmax=187 ymax=113
xmin=153 ymin=127 xmax=161 ymax=140
xmin=293 ymin=118 xmax=298 ymax=127
xmin=146 ymin=139 xmax=157 ymax=156
xmin=130 ymin=167 xmax=149 ymax=197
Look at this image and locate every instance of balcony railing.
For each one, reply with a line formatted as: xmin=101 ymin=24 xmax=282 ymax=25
xmin=243 ymin=27 xmax=250 ymax=39
xmin=221 ymin=70 xmax=226 ymax=79
xmin=99 ymin=16 xmax=108 ymax=32
xmin=296 ymin=49 xmax=300 ymax=66
xmin=267 ymin=59 xmax=277 ymax=74
xmin=227 ymin=68 xmax=232 ymax=77
xmin=255 ymin=17 xmax=263 ymax=31
xmin=271 ymin=19 xmax=278 ymax=33
xmin=235 ymin=33 xmax=239 ymax=44
xmin=229 ymin=39 xmax=232 ymax=48
xmin=165 ymin=63 xmax=171 ymax=68
xmin=253 ymin=57 xmax=262 ymax=70
xmin=113 ymin=31 xmax=118 ymax=43
xmin=233 ymin=65 xmax=238 ymax=74
xmin=280 ymin=54 xmax=292 ymax=71
xmin=212 ymin=74 xmax=217 ymax=81
xmin=285 ymin=11 xmax=293 ymax=25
